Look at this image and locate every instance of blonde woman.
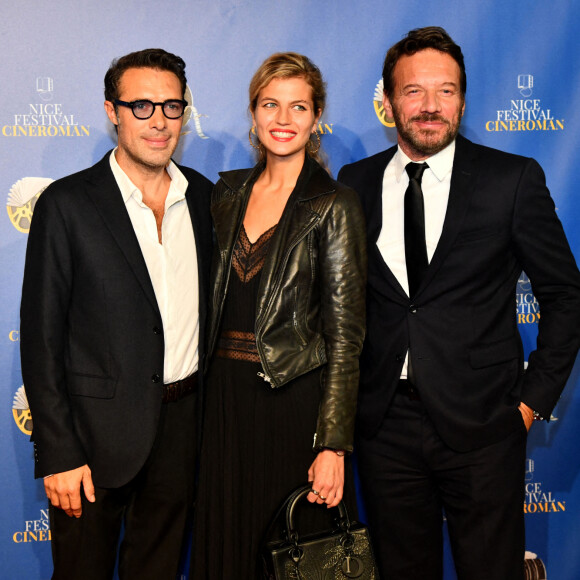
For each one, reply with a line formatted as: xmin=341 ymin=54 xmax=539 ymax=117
xmin=193 ymin=53 xmax=367 ymax=578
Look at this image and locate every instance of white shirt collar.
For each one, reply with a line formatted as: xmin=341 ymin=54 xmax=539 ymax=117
xmin=108 ymin=148 xmax=188 ymax=206
xmin=393 ymin=139 xmax=456 ymax=183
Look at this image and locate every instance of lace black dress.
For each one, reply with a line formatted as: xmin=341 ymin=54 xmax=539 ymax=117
xmin=192 ymin=224 xmax=355 ymax=579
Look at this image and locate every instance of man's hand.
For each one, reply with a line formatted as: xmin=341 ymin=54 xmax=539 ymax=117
xmin=519 ymin=402 xmax=534 ymax=432
xmin=44 ymin=464 xmax=95 ymax=518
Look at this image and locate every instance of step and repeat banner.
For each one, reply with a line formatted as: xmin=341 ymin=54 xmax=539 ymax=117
xmin=1 ymin=1 xmax=578 ymax=578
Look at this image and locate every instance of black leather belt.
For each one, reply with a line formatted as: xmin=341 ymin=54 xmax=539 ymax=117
xmin=162 ymin=372 xmax=198 ymax=403
xmin=396 ymin=379 xmax=421 ymax=401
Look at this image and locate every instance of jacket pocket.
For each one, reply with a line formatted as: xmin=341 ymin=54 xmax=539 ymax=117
xmin=292 ymin=286 xmax=309 ymax=347
xmin=454 ymin=227 xmax=502 ymax=246
xmin=469 ymin=338 xmax=519 ymax=369
xmin=67 ymin=373 xmax=116 ymax=399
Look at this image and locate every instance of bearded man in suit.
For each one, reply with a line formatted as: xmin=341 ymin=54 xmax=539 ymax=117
xmin=20 ymin=48 xmax=212 ymax=579
xmin=338 ymin=26 xmax=580 ymax=580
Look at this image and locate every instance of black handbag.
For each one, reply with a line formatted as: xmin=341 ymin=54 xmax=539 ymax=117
xmin=262 ymin=484 xmax=379 ymax=579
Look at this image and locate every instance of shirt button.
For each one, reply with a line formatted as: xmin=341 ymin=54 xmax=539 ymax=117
xmin=409 ymin=305 xmax=417 ymax=314
xmin=151 ymin=374 xmax=161 ymax=383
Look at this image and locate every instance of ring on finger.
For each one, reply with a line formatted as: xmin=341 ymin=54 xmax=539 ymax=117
xmin=320 ymin=495 xmax=327 ymax=500
xmin=312 ymin=489 xmax=319 ymax=496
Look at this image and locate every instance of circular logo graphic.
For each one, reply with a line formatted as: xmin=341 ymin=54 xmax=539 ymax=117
xmin=6 ymin=177 xmax=53 ymax=233
xmin=524 ymin=552 xmax=546 ymax=580
xmin=13 ymin=386 xmax=33 ymax=436
xmin=373 ymin=79 xmax=395 ymax=128
xmin=182 ymin=84 xmax=208 ymax=139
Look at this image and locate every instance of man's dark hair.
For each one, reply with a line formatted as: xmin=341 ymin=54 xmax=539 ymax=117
xmin=104 ymin=48 xmax=187 ymax=102
xmin=382 ymin=27 xmax=466 ymax=100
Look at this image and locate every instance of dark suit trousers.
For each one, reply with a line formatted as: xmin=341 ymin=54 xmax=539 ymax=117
xmin=49 ymin=392 xmax=197 ymax=580
xmin=357 ymin=388 xmax=526 ymax=580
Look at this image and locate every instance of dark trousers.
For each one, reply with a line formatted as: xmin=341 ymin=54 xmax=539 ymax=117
xmin=49 ymin=393 xmax=197 ymax=580
xmin=357 ymin=388 xmax=526 ymax=580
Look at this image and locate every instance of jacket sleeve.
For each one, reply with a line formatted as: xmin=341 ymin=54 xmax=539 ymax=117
xmin=20 ymin=188 xmax=88 ymax=478
xmin=314 ymin=185 xmax=367 ymax=452
xmin=512 ymin=158 xmax=580 ymax=419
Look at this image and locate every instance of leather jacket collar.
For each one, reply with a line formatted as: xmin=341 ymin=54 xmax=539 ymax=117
xmin=216 ymin=155 xmax=335 ymax=205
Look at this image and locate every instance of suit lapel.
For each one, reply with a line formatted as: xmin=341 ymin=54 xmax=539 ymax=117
xmin=416 ymin=135 xmax=478 ymax=296
xmin=184 ymin=173 xmax=212 ymax=349
xmin=83 ymin=153 xmax=160 ymax=315
xmin=362 ymin=148 xmax=409 ymax=301
xmin=362 ymin=150 xmax=392 ymax=246
xmin=185 ymin=187 xmax=206 ymax=301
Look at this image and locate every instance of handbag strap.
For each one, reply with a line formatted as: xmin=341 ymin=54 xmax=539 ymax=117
xmin=260 ymin=485 xmax=304 ymax=549
xmin=261 ymin=483 xmax=351 ymax=550
xmin=285 ymin=484 xmax=350 ymax=543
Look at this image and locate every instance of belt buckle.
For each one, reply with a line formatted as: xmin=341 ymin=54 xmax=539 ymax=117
xmin=163 ymin=381 xmax=179 ymax=403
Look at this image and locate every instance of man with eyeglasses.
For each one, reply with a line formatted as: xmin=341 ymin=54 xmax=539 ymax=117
xmin=20 ymin=48 xmax=212 ymax=579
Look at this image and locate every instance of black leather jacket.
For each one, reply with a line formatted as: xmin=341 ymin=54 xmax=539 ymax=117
xmin=207 ymin=156 xmax=367 ymax=452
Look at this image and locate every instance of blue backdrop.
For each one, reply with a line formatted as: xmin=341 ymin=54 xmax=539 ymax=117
xmin=1 ymin=1 xmax=578 ymax=578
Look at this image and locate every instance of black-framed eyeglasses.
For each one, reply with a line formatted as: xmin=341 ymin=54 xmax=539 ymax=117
xmin=114 ymin=99 xmax=188 ymax=120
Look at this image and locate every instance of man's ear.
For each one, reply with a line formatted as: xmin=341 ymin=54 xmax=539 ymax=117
xmin=382 ymin=93 xmax=394 ymax=120
xmin=104 ymin=101 xmax=119 ymax=126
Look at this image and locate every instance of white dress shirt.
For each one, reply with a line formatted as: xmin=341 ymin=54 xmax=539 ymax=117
xmin=110 ymin=150 xmax=199 ymax=383
xmin=377 ymin=140 xmax=455 ymax=378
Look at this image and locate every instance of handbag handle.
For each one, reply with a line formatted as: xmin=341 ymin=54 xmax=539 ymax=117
xmin=285 ymin=484 xmax=351 ymax=542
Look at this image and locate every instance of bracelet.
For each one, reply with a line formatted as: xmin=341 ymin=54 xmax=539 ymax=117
xmin=322 ymin=447 xmax=345 ymax=456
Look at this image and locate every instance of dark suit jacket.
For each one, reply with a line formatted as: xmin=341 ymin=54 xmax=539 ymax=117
xmin=338 ymin=134 xmax=580 ymax=452
xmin=20 ymin=152 xmax=213 ymax=487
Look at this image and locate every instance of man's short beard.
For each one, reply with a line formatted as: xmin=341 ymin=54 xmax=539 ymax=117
xmin=393 ymin=109 xmax=463 ymax=158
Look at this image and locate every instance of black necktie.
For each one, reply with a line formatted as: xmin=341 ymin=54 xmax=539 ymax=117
xmin=404 ymin=162 xmax=429 ymax=298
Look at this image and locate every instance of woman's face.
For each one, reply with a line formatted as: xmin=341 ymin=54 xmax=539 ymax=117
xmin=252 ymin=76 xmax=321 ymax=162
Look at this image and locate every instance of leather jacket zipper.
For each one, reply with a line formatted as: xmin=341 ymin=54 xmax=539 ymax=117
xmin=257 ymin=371 xmax=272 ymax=384
xmin=255 ymin=214 xmax=318 ymax=387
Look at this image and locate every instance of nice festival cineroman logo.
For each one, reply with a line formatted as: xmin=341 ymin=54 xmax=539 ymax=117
xmin=2 ymin=77 xmax=90 ymax=138
xmin=485 ymin=74 xmax=564 ymax=133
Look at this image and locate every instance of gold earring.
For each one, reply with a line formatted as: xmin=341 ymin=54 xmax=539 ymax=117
xmin=249 ymin=127 xmax=261 ymax=150
xmin=307 ymin=130 xmax=321 ymax=155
